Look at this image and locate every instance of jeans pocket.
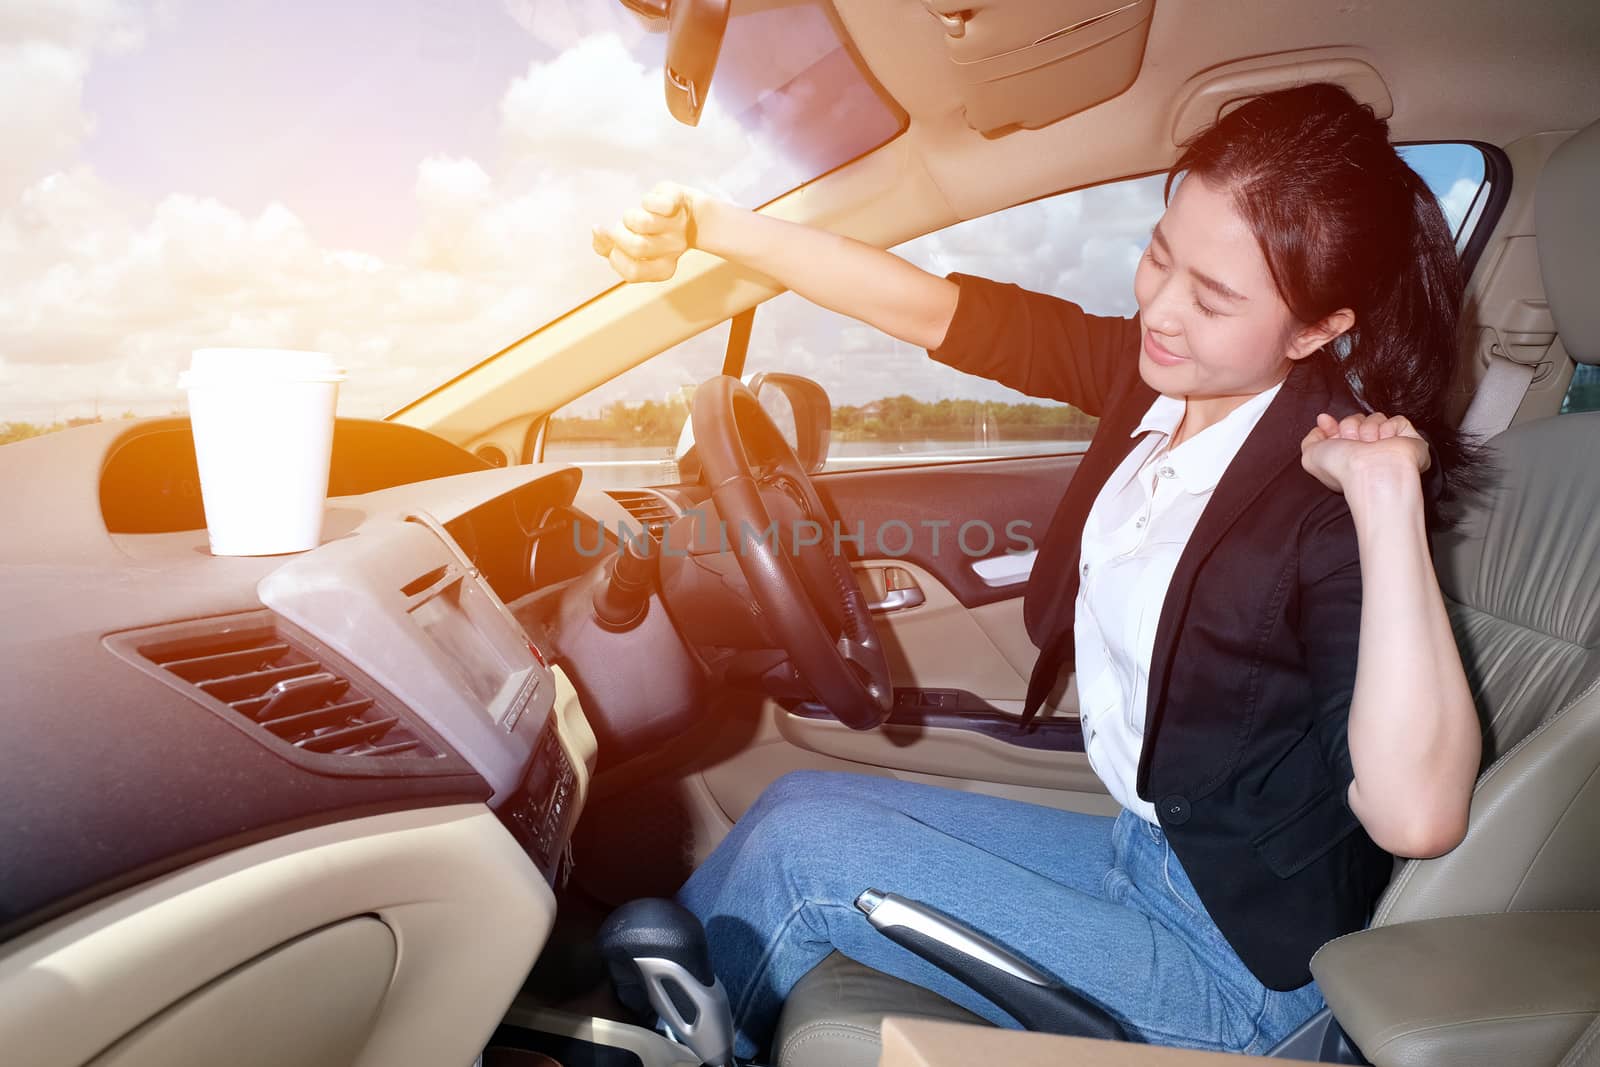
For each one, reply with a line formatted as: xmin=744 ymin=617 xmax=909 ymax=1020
xmin=1155 ymin=841 xmax=1240 ymax=964
xmin=1160 ymin=841 xmax=1204 ymax=920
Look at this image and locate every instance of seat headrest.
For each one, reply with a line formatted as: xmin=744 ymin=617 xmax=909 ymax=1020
xmin=1536 ymin=119 xmax=1600 ymax=365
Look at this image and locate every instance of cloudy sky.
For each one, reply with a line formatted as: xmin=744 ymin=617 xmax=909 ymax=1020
xmin=0 ymin=0 xmax=895 ymax=422
xmin=0 ymin=0 xmax=1483 ymax=425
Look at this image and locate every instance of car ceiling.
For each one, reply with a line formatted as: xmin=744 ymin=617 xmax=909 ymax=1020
xmin=833 ymin=0 xmax=1600 ymax=221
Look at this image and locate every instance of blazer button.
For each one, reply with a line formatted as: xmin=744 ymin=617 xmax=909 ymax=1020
xmin=1159 ymin=794 xmax=1191 ymax=825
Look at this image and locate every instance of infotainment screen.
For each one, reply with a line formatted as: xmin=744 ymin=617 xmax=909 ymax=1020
xmin=407 ymin=568 xmax=537 ymax=722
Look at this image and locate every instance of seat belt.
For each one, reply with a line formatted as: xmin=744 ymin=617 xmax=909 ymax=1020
xmin=1458 ymin=329 xmax=1542 ymax=443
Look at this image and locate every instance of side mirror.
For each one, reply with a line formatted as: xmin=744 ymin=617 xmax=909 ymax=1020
xmin=748 ymin=372 xmax=831 ymax=475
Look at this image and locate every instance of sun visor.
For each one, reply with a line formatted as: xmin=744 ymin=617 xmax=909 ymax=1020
xmin=919 ymin=0 xmax=1155 ymax=136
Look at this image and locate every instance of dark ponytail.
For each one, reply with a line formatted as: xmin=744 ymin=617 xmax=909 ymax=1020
xmin=1169 ymin=83 xmax=1493 ymax=529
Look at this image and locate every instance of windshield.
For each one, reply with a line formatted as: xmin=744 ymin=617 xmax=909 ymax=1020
xmin=0 ymin=0 xmax=904 ymax=441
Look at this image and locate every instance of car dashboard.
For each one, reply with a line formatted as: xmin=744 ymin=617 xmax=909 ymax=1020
xmin=0 ymin=416 xmax=643 ymax=1066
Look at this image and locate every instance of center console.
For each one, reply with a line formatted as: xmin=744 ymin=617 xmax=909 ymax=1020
xmin=257 ymin=509 xmax=594 ymax=882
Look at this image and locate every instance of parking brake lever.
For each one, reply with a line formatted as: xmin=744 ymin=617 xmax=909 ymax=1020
xmin=855 ymin=888 xmax=1132 ymax=1042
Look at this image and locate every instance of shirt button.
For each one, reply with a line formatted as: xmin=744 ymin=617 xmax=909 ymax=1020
xmin=1135 ymin=516 xmax=1147 ymax=528
xmin=1081 ymin=561 xmax=1090 ymax=575
xmin=1158 ymin=465 xmax=1176 ymax=479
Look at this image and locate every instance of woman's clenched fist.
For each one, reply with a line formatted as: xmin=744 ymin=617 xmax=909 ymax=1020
xmin=592 ymin=181 xmax=701 ymax=282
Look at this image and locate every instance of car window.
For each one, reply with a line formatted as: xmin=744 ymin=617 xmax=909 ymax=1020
xmin=541 ymin=322 xmax=730 ymax=490
xmin=740 ymin=145 xmax=1494 ymax=473
xmin=539 ymin=174 xmax=1160 ymax=485
xmin=743 ymin=175 xmax=1165 ymax=472
xmin=1562 ymin=364 xmax=1600 ymax=415
xmin=1396 ymin=143 xmax=1491 ymax=251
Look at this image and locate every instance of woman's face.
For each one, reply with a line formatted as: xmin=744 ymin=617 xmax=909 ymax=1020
xmin=1133 ymin=175 xmax=1348 ymax=406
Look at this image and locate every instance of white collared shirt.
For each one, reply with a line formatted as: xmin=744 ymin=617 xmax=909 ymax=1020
xmin=1073 ymin=379 xmax=1285 ymax=823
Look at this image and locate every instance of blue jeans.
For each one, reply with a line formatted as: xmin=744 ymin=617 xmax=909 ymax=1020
xmin=677 ymin=771 xmax=1325 ymax=1060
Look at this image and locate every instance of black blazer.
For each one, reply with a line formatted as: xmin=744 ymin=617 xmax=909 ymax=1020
xmin=930 ymin=273 xmax=1444 ymax=990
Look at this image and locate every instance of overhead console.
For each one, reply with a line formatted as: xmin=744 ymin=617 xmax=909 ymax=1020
xmin=915 ymin=0 xmax=1155 ymax=135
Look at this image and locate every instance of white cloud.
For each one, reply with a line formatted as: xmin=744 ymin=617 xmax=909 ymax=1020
xmin=0 ymin=42 xmax=95 ymax=203
xmin=497 ymin=33 xmax=766 ymax=202
xmin=0 ymin=0 xmax=146 ymax=52
xmin=0 ymin=0 xmax=149 ymax=202
xmin=899 ymin=175 xmax=1163 ymax=322
xmin=0 ymin=25 xmax=790 ymax=423
xmin=498 ymin=0 xmax=652 ymax=54
xmin=1437 ymin=177 xmax=1478 ymax=236
xmin=0 ymin=171 xmax=507 ymax=416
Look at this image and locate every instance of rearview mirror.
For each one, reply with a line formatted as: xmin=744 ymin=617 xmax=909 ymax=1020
xmin=748 ymin=372 xmax=831 ymax=474
xmin=619 ymin=0 xmax=731 ymax=127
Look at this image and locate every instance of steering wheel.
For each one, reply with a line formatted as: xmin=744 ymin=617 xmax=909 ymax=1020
xmin=691 ymin=375 xmax=893 ymax=730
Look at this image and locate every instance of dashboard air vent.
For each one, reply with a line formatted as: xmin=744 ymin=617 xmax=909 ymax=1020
xmin=604 ymin=489 xmax=679 ymax=541
xmin=137 ymin=626 xmax=440 ymax=760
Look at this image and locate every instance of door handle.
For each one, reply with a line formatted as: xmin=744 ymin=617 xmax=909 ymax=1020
xmin=867 ymin=586 xmax=925 ymax=613
xmin=857 ymin=565 xmax=926 ymax=613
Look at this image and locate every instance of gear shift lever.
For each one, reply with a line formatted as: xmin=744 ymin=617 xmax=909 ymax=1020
xmin=597 ymin=899 xmax=735 ymax=1066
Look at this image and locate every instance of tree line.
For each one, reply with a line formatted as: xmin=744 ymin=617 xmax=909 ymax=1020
xmin=0 ymin=413 xmax=141 ymax=446
xmin=832 ymin=395 xmax=1098 ymax=441
xmin=549 ymin=394 xmax=1098 ymax=446
xmin=3 ymin=394 xmax=1104 ymax=449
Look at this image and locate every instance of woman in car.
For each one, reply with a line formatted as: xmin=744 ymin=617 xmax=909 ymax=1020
xmin=593 ymin=84 xmax=1486 ymax=1057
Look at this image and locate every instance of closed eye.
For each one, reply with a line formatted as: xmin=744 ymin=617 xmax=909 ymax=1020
xmin=1148 ymin=224 xmax=1248 ymax=309
xmin=1148 ymin=248 xmax=1219 ymax=317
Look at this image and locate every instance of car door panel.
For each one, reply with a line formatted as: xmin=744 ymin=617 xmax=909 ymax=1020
xmin=704 ymin=453 xmax=1111 ymax=806
xmin=851 ymin=559 xmax=1042 ymax=710
xmin=812 ymin=453 xmax=1078 ymax=609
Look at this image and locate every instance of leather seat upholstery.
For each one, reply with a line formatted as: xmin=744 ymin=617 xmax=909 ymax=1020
xmin=773 ymin=117 xmax=1600 ymax=1067
xmin=772 ymin=953 xmax=985 ymax=1067
xmin=1371 ymin=416 xmax=1600 ymax=928
xmin=1427 ymin=410 xmax=1600 ymax=769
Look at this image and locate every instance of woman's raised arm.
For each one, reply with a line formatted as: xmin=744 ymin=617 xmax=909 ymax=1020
xmin=593 ymin=182 xmax=960 ymax=351
xmin=1300 ymin=411 xmax=1482 ymax=859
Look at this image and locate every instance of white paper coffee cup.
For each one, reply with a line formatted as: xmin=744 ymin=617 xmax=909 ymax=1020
xmin=179 ymin=348 xmax=346 ymax=556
